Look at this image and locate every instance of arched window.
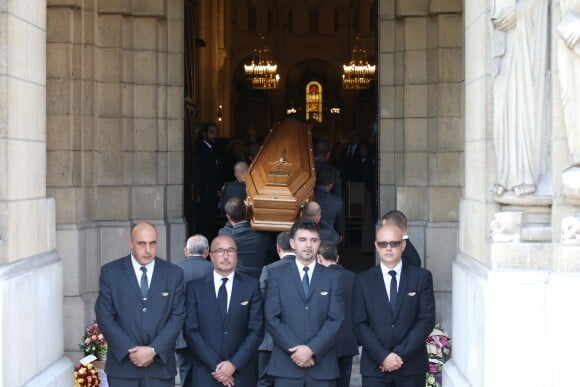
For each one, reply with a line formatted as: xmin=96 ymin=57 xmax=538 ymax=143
xmin=305 ymin=81 xmax=322 ymax=123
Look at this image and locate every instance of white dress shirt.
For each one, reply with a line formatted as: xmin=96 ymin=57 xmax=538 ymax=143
xmin=380 ymin=261 xmax=402 ymax=300
xmin=213 ymin=270 xmax=234 ymax=312
xmin=131 ymin=255 xmax=155 ymax=289
xmin=295 ymin=260 xmax=316 ymax=282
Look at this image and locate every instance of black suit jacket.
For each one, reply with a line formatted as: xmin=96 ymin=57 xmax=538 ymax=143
xmin=326 ymin=264 xmax=358 ymax=357
xmin=340 ymin=143 xmax=363 ymax=182
xmin=184 ymin=272 xmax=264 ymax=386
xmin=315 ymin=185 xmax=343 ymax=235
xmin=175 ymin=255 xmax=213 ymax=349
xmin=265 ymin=262 xmax=344 ymax=380
xmin=314 ymin=158 xmax=342 ymax=196
xmin=95 ymin=256 xmax=185 ymax=379
xmin=258 ymin=254 xmax=296 ymax=351
xmin=222 ymin=181 xmax=247 ymax=206
xmin=403 ymin=239 xmax=422 ymax=267
xmin=194 ymin=141 xmax=223 ymax=201
xmin=353 ymin=263 xmax=435 ymax=377
xmin=218 ymin=221 xmax=276 ymax=278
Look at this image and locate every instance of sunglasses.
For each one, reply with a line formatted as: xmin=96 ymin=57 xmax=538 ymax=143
xmin=376 ymin=240 xmax=404 ymax=248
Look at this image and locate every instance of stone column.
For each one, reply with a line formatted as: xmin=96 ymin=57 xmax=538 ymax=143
xmin=378 ymin=0 xmax=463 ymax=331
xmin=445 ymin=1 xmax=580 ymax=386
xmin=46 ymin=0 xmax=185 ymax=359
xmin=0 ymin=0 xmax=72 ymax=385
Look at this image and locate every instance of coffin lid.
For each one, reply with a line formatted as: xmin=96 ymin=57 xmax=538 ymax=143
xmin=246 ymin=118 xmax=315 ymax=231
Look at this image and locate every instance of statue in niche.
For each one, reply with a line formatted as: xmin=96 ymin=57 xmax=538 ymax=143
xmin=491 ymin=0 xmax=549 ymax=197
xmin=557 ymin=0 xmax=580 ymax=198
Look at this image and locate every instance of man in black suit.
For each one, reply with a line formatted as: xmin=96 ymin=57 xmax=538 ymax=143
xmin=315 ymin=167 xmax=344 ymax=237
xmin=301 ymin=201 xmax=340 ymax=244
xmin=221 ymin=161 xmax=249 ymax=206
xmin=218 ymin=197 xmax=276 ymax=278
xmin=258 ymin=231 xmax=296 ymax=387
xmin=353 ymin=224 xmax=435 ymax=387
xmin=195 ymin=122 xmax=223 ymax=240
xmin=265 ymin=220 xmax=344 ymax=387
xmin=95 ymin=222 xmax=185 ymax=387
xmin=184 ymin=235 xmax=264 ymax=386
xmin=381 ymin=210 xmax=422 ymax=267
xmin=316 ymin=241 xmax=358 ymax=387
xmin=340 ymin=129 xmax=363 ymax=184
xmin=175 ymin=234 xmax=213 ymax=386
xmin=314 ymin=139 xmax=342 ymax=196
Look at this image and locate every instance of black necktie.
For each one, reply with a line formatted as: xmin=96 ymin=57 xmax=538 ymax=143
xmin=217 ymin=278 xmax=228 ymax=319
xmin=302 ymin=267 xmax=310 ymax=296
xmin=140 ymin=267 xmax=148 ymax=298
xmin=389 ymin=270 xmax=397 ymax=312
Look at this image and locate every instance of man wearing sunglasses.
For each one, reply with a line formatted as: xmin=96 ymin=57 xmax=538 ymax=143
xmin=353 ymin=223 xmax=435 ymax=387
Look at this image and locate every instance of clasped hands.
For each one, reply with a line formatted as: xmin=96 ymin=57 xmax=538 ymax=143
xmin=380 ymin=352 xmax=403 ymax=373
xmin=289 ymin=345 xmax=315 ymax=368
xmin=211 ymin=360 xmax=236 ymax=387
xmin=128 ymin=346 xmax=155 ymax=368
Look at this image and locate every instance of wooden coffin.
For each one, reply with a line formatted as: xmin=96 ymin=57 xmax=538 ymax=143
xmin=246 ymin=118 xmax=315 ymax=231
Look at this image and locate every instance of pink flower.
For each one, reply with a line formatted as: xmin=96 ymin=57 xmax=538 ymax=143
xmin=91 ymin=335 xmax=97 ymax=341
xmin=84 ymin=338 xmax=90 ymax=345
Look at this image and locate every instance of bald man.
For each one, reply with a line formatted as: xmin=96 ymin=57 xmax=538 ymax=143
xmin=96 ymin=222 xmax=186 ymax=387
xmin=353 ymin=224 xmax=435 ymax=387
xmin=184 ymin=235 xmax=264 ymax=386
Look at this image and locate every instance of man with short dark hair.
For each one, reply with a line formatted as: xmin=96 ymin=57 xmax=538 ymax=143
xmin=381 ymin=210 xmax=422 ymax=267
xmin=316 ymin=241 xmax=358 ymax=387
xmin=195 ymin=122 xmax=223 ymax=240
xmin=218 ymin=197 xmax=276 ymax=278
xmin=265 ymin=220 xmax=344 ymax=387
xmin=315 ymin=167 xmax=343 ymax=237
xmin=175 ymin=234 xmax=213 ymax=386
xmin=314 ymin=139 xmax=342 ymax=196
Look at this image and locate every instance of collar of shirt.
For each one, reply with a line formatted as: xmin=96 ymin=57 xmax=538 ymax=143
xmin=380 ymin=260 xmax=402 ymax=279
xmin=213 ymin=270 xmax=234 ymax=298
xmin=380 ymin=260 xmax=402 ymax=295
xmin=203 ymin=140 xmax=213 ymax=149
xmin=131 ymin=254 xmax=155 ymax=286
xmin=295 ymin=260 xmax=316 ymax=281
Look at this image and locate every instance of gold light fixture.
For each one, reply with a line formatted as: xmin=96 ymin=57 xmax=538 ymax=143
xmin=244 ymin=33 xmax=280 ymax=90
xmin=342 ymin=34 xmax=376 ymax=89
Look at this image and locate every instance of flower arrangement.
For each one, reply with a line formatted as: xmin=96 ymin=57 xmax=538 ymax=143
xmin=425 ymin=324 xmax=451 ymax=387
xmin=74 ymin=362 xmax=100 ymax=387
xmin=79 ymin=320 xmax=108 ymax=359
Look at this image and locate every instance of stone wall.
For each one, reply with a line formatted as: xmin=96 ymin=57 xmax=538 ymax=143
xmin=0 ymin=0 xmax=72 ymax=385
xmin=378 ymin=0 xmax=463 ymax=331
xmin=46 ymin=0 xmax=186 ymax=359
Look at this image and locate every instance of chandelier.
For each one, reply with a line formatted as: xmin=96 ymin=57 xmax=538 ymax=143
xmin=244 ymin=33 xmax=280 ymax=90
xmin=342 ymin=34 xmax=376 ymax=89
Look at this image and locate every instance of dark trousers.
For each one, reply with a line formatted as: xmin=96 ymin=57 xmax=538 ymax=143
xmin=258 ymin=350 xmax=275 ymax=387
xmin=274 ymin=374 xmax=336 ymax=387
xmin=175 ymin=347 xmax=194 ymax=387
xmin=107 ymin=376 xmax=174 ymax=387
xmin=361 ymin=372 xmax=426 ymax=387
xmin=337 ymin=356 xmax=353 ymax=387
